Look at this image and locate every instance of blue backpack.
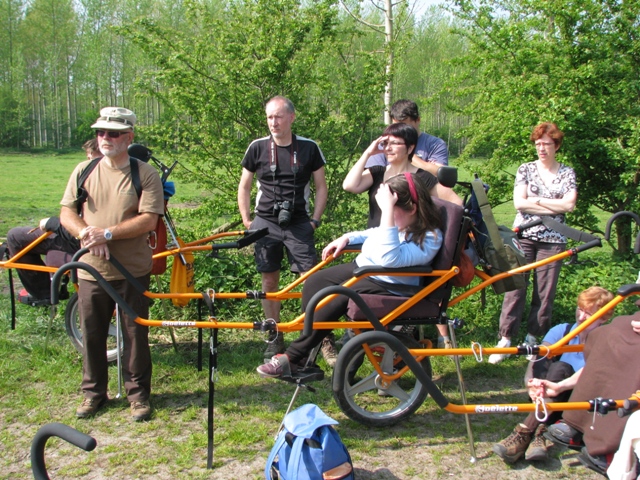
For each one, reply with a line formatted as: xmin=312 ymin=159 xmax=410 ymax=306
xmin=265 ymin=404 xmax=354 ymax=480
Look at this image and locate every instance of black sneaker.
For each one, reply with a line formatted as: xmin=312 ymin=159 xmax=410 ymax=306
xmin=544 ymin=421 xmax=584 ymax=449
xmin=17 ymin=289 xmax=51 ymax=307
xmin=578 ymin=447 xmax=608 ymax=476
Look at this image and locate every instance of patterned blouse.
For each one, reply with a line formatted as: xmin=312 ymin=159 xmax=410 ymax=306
xmin=513 ymin=161 xmax=577 ymax=243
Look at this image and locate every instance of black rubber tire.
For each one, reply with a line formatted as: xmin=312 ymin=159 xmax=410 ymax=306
xmin=333 ymin=331 xmax=431 ymax=427
xmin=64 ymin=292 xmax=120 ymax=363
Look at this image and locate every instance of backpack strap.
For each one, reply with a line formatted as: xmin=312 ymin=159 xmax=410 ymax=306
xmin=265 ymin=431 xmax=288 ymax=480
xmin=76 ymin=157 xmax=102 ymax=214
xmin=75 ymin=156 xmax=142 ymax=215
xmin=286 ymin=435 xmax=305 ymax=480
xmin=129 ymin=157 xmax=142 ymax=198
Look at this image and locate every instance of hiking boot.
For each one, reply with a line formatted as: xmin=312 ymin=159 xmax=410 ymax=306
xmin=130 ymin=400 xmax=152 ymax=422
xmin=257 ymin=354 xmax=296 ymax=379
xmin=525 ymin=424 xmax=549 ymax=461
xmin=76 ymin=397 xmax=107 ymax=418
xmin=492 ymin=423 xmax=533 ymax=463
xmin=524 ymin=333 xmax=537 ymax=361
xmin=578 ymin=447 xmax=609 ymax=476
xmin=488 ymin=337 xmax=511 ymax=364
xmin=320 ymin=335 xmax=338 ymax=368
xmin=545 ymin=421 xmax=584 ymax=448
xmin=263 ymin=332 xmax=285 ymax=362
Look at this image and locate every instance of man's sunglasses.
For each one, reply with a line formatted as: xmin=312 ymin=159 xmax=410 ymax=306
xmin=96 ymin=130 xmax=130 ymax=139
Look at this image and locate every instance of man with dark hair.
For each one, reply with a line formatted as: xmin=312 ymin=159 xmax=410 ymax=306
xmin=366 ymin=99 xmax=449 ymax=177
xmin=238 ymin=96 xmax=330 ymax=362
xmin=60 ymin=107 xmax=164 ymax=421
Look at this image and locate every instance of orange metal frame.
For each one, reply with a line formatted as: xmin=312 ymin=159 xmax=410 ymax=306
xmin=6 ymin=225 xmax=639 ymax=418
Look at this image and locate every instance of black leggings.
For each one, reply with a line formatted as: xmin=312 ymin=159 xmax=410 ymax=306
xmin=285 ymin=262 xmax=390 ymax=364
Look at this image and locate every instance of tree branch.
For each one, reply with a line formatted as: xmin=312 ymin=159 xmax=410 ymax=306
xmin=338 ymin=0 xmax=385 ymax=34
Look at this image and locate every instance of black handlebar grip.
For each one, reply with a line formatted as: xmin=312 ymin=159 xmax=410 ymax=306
xmin=618 ymin=398 xmax=640 ymax=418
xmin=514 ymin=219 xmax=543 ymax=238
xmin=31 ymin=423 xmax=96 ymax=480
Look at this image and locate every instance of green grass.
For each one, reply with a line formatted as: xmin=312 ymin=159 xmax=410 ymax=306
xmin=0 ymin=151 xmax=629 ymax=478
xmin=0 ymin=151 xmax=206 ymax=238
xmin=0 ymin=293 xmax=610 ymax=478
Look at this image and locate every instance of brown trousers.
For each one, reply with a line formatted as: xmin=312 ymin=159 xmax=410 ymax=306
xmin=78 ymin=276 xmax=151 ymax=403
xmin=498 ymin=239 xmax=564 ymax=338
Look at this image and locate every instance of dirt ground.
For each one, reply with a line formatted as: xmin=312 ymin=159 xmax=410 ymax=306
xmin=210 ymin=442 xmax=605 ymax=479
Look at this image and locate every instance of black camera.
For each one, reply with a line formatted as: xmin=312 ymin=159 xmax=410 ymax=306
xmin=273 ymin=200 xmax=292 ymax=227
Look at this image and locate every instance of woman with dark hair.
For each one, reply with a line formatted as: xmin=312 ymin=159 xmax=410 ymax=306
xmin=489 ymin=122 xmax=578 ymax=364
xmin=344 ymin=123 xmax=459 ymax=228
xmin=343 ymin=123 xmax=460 ymax=347
xmin=257 ymin=172 xmax=443 ymax=378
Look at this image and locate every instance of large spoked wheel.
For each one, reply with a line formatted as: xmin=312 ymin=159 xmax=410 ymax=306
xmin=332 ymin=331 xmax=431 ymax=427
xmin=64 ymin=293 xmax=120 ymax=363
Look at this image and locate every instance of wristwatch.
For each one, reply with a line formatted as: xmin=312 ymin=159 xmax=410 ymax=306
xmin=104 ymin=228 xmax=113 ymax=241
xmin=310 ymin=219 xmax=321 ymax=228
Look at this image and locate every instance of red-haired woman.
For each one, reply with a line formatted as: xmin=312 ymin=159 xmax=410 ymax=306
xmin=489 ymin=122 xmax=577 ymax=364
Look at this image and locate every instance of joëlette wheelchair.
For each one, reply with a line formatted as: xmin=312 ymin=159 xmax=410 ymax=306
xmin=46 ymin=170 xmax=640 ymax=464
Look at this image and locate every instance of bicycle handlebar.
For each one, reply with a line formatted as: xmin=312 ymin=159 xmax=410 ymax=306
xmin=604 ymin=211 xmax=640 ymax=241
xmin=208 ymin=228 xmax=269 ymax=252
xmin=31 ymin=423 xmax=96 ymax=480
xmin=514 ymin=219 xmax=543 ymax=236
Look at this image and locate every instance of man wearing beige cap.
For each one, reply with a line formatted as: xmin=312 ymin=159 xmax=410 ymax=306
xmin=60 ymin=107 xmax=164 ymax=421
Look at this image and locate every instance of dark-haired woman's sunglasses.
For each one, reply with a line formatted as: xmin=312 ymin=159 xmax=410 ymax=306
xmin=96 ymin=130 xmax=129 ymax=139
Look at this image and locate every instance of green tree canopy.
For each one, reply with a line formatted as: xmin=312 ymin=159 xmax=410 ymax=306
xmin=449 ymin=0 xmax=640 ymax=252
xmin=126 ymin=0 xmax=388 ymax=228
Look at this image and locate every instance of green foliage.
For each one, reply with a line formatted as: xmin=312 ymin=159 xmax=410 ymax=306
xmin=448 ymin=0 xmax=640 ymax=252
xmin=126 ymin=0 xmax=387 ymax=223
xmin=393 ymin=8 xmax=470 ymax=156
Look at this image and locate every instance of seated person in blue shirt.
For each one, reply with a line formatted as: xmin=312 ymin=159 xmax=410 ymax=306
xmin=257 ymin=172 xmax=443 ymax=378
xmin=492 ymin=286 xmax=615 ymax=464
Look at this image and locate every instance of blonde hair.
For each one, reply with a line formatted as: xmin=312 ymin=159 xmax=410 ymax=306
xmin=578 ymin=286 xmax=615 ymax=321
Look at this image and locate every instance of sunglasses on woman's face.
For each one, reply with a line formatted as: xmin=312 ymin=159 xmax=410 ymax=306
xmin=96 ymin=130 xmax=129 ymax=139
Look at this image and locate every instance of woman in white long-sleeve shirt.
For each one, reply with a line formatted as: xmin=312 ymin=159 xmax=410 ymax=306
xmin=258 ymin=172 xmax=443 ymax=378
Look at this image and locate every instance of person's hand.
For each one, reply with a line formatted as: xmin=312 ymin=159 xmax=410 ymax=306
xmin=81 ymin=226 xmax=108 ymax=248
xmin=364 ymin=136 xmax=388 ymax=157
xmin=527 ymin=378 xmax=563 ymax=400
xmin=88 ymin=243 xmax=110 ymax=260
xmin=322 ymin=236 xmax=349 ymax=261
xmin=375 ymin=183 xmax=398 ymax=212
xmin=243 ymin=219 xmax=252 ymax=230
xmin=527 ymin=378 xmax=546 ymax=401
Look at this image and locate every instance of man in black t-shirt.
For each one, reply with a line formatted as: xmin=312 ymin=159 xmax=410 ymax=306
xmin=238 ymin=96 xmax=329 ymax=361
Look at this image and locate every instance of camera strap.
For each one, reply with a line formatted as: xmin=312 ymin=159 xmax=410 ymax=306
xmin=269 ymin=135 xmax=298 ymax=174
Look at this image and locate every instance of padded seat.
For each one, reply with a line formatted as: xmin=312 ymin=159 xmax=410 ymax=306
xmin=346 ymin=197 xmax=468 ymax=323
